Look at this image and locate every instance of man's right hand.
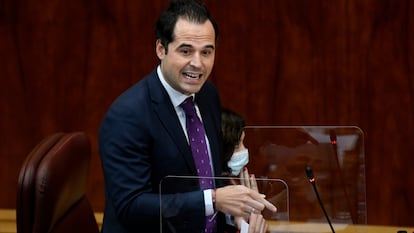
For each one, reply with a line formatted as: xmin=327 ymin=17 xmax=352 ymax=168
xmin=214 ymin=185 xmax=277 ymax=221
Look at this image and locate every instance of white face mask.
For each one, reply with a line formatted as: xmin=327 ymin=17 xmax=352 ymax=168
xmin=227 ymin=149 xmax=249 ymax=176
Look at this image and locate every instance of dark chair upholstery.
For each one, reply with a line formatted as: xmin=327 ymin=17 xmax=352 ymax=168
xmin=17 ymin=132 xmax=100 ymax=233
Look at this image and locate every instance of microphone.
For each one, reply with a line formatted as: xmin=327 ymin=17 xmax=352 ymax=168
xmin=306 ymin=166 xmax=336 ymax=233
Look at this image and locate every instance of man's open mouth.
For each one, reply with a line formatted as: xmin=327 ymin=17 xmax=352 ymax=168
xmin=184 ymin=72 xmax=201 ymax=79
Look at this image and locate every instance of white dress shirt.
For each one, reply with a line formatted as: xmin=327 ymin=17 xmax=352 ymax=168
xmin=157 ymin=66 xmax=215 ymax=216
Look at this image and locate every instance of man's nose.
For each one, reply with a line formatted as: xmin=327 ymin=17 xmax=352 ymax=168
xmin=190 ymin=53 xmax=202 ymax=67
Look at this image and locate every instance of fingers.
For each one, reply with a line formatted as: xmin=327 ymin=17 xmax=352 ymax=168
xmin=261 ymin=197 xmax=277 ymax=213
xmin=248 ymin=214 xmax=258 ymax=233
xmin=248 ymin=206 xmax=258 ymax=215
xmin=243 ymin=196 xmax=265 ymax=212
xmin=248 ymin=189 xmax=277 ymax=213
xmin=242 ymin=205 xmax=259 ymax=222
xmin=240 ymin=167 xmax=250 ymax=188
xmin=236 ymin=168 xmax=272 ymax=233
xmin=239 ymin=168 xmax=274 ymax=213
xmin=240 ymin=186 xmax=278 ymax=213
xmin=261 ymin=221 xmax=268 ymax=233
xmin=237 ymin=205 xmax=252 ymax=222
xmin=215 ymin=182 xmax=276 ymax=218
xmin=260 ymin=217 xmax=268 ymax=233
xmin=248 ymin=213 xmax=267 ymax=233
xmin=215 ymin=186 xmax=271 ymax=217
xmin=250 ymin=173 xmax=258 ymax=192
xmin=240 ymin=167 xmax=258 ymax=192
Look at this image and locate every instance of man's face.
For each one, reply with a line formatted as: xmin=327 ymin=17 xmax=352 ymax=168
xmin=156 ymin=18 xmax=216 ymax=95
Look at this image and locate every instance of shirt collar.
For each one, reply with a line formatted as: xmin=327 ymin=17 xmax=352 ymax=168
xmin=157 ymin=65 xmax=195 ymax=107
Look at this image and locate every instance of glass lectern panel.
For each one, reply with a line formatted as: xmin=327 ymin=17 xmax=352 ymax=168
xmin=244 ymin=126 xmax=366 ymax=225
xmin=159 ymin=176 xmax=288 ymax=233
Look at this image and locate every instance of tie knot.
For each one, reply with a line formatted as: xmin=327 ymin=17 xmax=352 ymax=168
xmin=180 ymin=97 xmax=197 ymax=117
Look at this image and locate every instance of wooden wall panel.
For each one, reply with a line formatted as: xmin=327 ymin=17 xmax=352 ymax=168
xmin=1 ymin=0 xmax=413 ymax=227
xmin=347 ymin=0 xmax=414 ymax=226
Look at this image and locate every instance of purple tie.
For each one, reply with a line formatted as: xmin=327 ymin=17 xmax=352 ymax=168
xmin=180 ymin=97 xmax=216 ymax=233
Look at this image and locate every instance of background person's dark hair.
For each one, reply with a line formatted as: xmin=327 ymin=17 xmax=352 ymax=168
xmin=221 ymin=108 xmax=245 ymax=174
xmin=155 ymin=0 xmax=219 ymax=54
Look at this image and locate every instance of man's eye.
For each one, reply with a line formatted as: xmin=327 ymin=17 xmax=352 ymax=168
xmin=202 ymin=50 xmax=212 ymax=56
xmin=180 ymin=49 xmax=191 ymax=55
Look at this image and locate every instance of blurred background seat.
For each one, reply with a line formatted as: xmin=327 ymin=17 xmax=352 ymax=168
xmin=16 ymin=132 xmax=100 ymax=233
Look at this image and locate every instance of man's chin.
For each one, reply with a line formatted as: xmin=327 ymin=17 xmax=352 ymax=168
xmin=181 ymin=84 xmax=204 ymax=95
xmin=182 ymin=90 xmax=201 ymax=95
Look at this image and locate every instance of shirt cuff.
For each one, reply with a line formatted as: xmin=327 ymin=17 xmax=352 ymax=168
xmin=204 ymin=189 xmax=215 ymax=216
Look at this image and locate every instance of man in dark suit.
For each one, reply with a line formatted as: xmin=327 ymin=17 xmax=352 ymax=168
xmin=98 ymin=0 xmax=276 ymax=232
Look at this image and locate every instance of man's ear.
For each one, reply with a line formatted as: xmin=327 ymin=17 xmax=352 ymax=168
xmin=156 ymin=39 xmax=165 ymax=59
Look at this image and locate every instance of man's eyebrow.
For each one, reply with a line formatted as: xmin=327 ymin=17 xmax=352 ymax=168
xmin=177 ymin=43 xmax=215 ymax=50
xmin=177 ymin=43 xmax=193 ymax=49
xmin=204 ymin=45 xmax=215 ymax=50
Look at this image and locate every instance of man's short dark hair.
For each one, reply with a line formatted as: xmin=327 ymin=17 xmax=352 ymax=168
xmin=155 ymin=0 xmax=219 ymax=53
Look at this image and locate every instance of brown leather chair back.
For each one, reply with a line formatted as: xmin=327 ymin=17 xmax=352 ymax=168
xmin=17 ymin=132 xmax=100 ymax=233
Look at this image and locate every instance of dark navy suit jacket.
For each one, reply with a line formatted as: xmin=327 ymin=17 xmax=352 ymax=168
xmin=99 ymin=68 xmax=224 ymax=233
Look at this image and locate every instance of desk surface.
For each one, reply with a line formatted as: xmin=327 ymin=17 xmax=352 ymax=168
xmin=0 ymin=209 xmax=103 ymax=233
xmin=1 ymin=209 xmax=413 ymax=233
xmin=268 ymin=221 xmax=414 ymax=233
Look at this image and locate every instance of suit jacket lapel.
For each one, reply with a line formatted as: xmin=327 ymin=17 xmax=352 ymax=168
xmin=147 ymin=70 xmax=197 ymax=174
